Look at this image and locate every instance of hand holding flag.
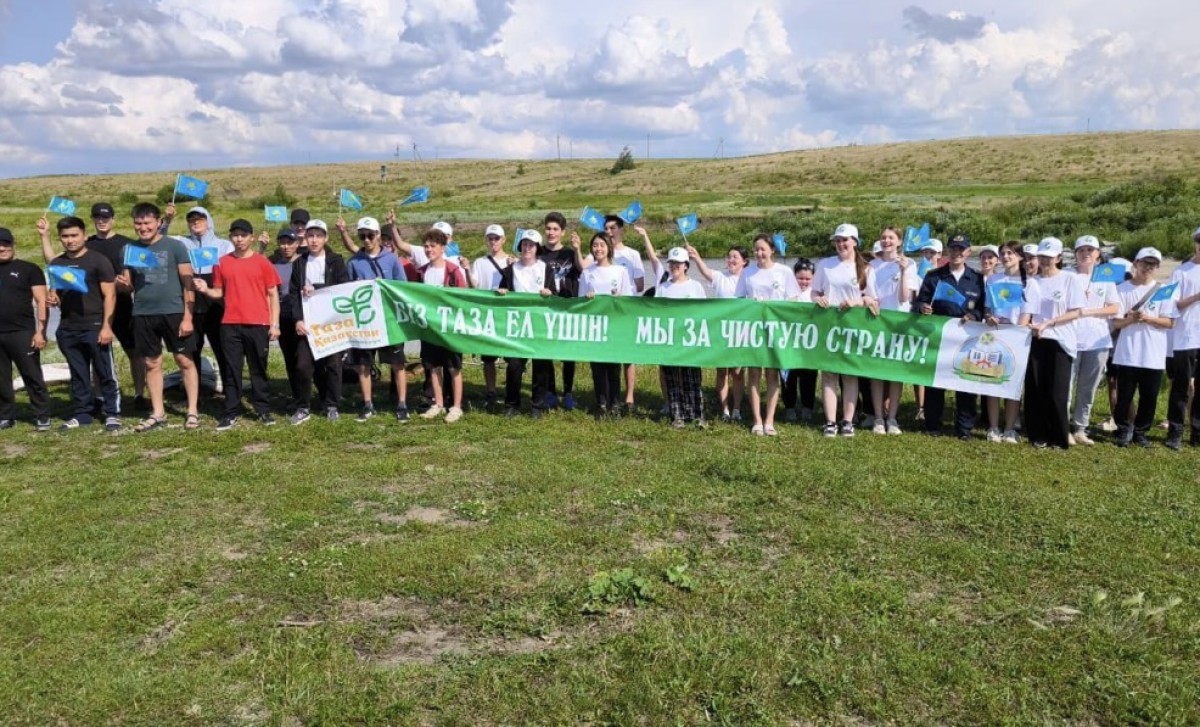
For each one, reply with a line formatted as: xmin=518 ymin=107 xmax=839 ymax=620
xmin=174 ymin=174 xmax=209 ymax=201
xmin=400 ymin=186 xmax=430 ymax=206
xmin=48 ymin=265 xmax=88 ymax=293
xmin=772 ymin=233 xmax=787 ymax=256
xmin=123 ymin=244 xmax=159 ymax=270
xmin=339 ymin=188 xmax=364 ymax=211
xmin=188 ymin=247 xmax=221 ymax=271
xmin=264 ymin=206 xmax=288 ymax=223
xmin=932 ymin=280 xmax=967 ymax=307
xmin=618 ymin=201 xmax=643 ymax=224
xmin=48 ymin=196 xmax=77 ymax=216
xmin=676 ymin=213 xmax=699 ymax=238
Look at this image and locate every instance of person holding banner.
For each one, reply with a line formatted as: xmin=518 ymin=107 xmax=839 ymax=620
xmin=868 ymin=227 xmax=913 ymax=435
xmin=1111 ymin=247 xmax=1178 ymax=447
xmin=539 ymin=212 xmax=584 ymax=411
xmin=579 ymin=232 xmax=633 ymax=419
xmin=1068 ymin=235 xmax=1120 ymax=445
xmin=781 ymin=258 xmax=817 ymax=424
xmin=289 ymin=220 xmax=349 ymax=424
xmin=657 ymin=247 xmax=708 ymax=428
xmin=814 ymin=224 xmax=880 ymax=438
xmin=414 ymin=228 xmax=468 ymax=423
xmin=120 ymin=203 xmax=200 ymax=432
xmin=916 ymin=233 xmax=985 ymax=440
xmin=600 ymin=216 xmax=646 ymax=414
xmin=689 ymin=244 xmax=748 ymax=422
xmin=496 ymin=230 xmax=555 ymax=418
xmin=181 ymin=207 xmax=234 ymax=396
xmin=1024 ymin=237 xmax=1087 ymax=449
xmin=0 ymin=227 xmax=51 ymax=432
xmin=984 ymin=242 xmax=1040 ymax=443
xmin=737 ymin=233 xmax=802 ymax=436
xmin=1164 ymin=228 xmax=1200 ymax=449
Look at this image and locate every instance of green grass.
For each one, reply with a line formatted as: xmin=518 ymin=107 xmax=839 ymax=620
xmin=1 ymin=352 xmax=1198 ymax=724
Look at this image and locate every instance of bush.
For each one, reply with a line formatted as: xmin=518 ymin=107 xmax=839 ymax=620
xmin=250 ymin=183 xmax=297 ymax=209
xmin=610 ymin=146 xmax=636 ymax=175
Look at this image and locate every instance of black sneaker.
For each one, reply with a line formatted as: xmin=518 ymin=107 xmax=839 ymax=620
xmin=1165 ymin=434 xmax=1182 ymax=451
xmin=822 ymin=422 xmax=838 ymax=438
xmin=356 ymin=405 xmax=375 ymax=423
xmin=216 ymin=416 xmax=238 ymax=432
xmin=259 ymin=413 xmax=276 ymax=426
xmin=326 ymin=407 xmax=340 ymax=422
xmin=839 ymin=421 xmax=855 ymax=437
xmin=504 ymin=406 xmax=518 ymax=418
xmin=394 ymin=406 xmax=410 ymax=423
xmin=532 ymin=408 xmax=544 ymax=420
xmin=289 ymin=409 xmax=311 ymax=426
xmin=35 ymin=418 xmax=52 ymax=432
xmin=1134 ymin=435 xmax=1153 ymax=448
xmin=483 ymin=393 xmax=498 ymax=409
xmin=0 ymin=419 xmax=14 ymax=430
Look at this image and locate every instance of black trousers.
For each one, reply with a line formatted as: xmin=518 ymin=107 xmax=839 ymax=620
xmin=590 ymin=362 xmax=621 ymax=411
xmin=1115 ymin=365 xmax=1164 ymax=439
xmin=781 ymin=368 xmax=817 ymax=410
xmin=0 ymin=330 xmax=49 ymax=421
xmin=220 ymin=325 xmax=271 ymax=418
xmin=1166 ymin=349 xmax=1199 ymax=435
xmin=547 ymin=360 xmax=576 ymax=396
xmin=504 ymin=358 xmax=551 ymax=409
xmin=294 ymin=334 xmax=342 ymax=411
xmin=1024 ymin=338 xmax=1073 ymax=448
xmin=189 ymin=304 xmax=228 ymax=385
xmin=57 ymin=328 xmax=120 ymax=421
xmin=924 ymin=387 xmax=978 ymax=436
xmin=277 ymin=317 xmax=304 ymax=408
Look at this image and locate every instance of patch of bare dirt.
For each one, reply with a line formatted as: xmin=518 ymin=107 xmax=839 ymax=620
xmin=139 ymin=618 xmax=181 ymax=652
xmin=346 ymin=442 xmax=384 ymax=451
xmin=700 ymin=514 xmax=738 ymax=545
xmin=221 ymin=547 xmax=249 ymax=561
xmin=632 ymin=529 xmax=689 ymax=554
xmin=2 ymin=444 xmax=29 ymax=458
xmin=371 ymin=506 xmax=473 ymax=528
xmin=241 ymin=442 xmax=271 ymax=454
xmin=141 ymin=447 xmax=185 ymax=460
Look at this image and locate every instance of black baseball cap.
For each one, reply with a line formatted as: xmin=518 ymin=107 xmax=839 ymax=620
xmin=277 ymin=229 xmax=299 ymax=241
xmin=0 ymin=227 xmax=13 ymax=245
xmin=229 ymin=219 xmax=254 ymax=235
xmin=948 ymin=233 xmax=971 ymax=248
xmin=290 ymin=208 xmax=310 ymax=225
xmin=91 ymin=203 xmax=115 ymax=218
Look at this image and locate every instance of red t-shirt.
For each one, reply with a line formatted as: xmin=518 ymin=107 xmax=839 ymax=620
xmin=213 ymin=253 xmax=282 ymax=326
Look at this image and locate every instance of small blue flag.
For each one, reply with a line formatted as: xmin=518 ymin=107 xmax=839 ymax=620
xmin=1091 ymin=263 xmax=1126 ymax=283
xmin=1150 ymin=282 xmax=1179 ymax=304
xmin=48 ymin=265 xmax=88 ymax=293
xmin=188 ymin=247 xmax=221 ymax=271
xmin=772 ymin=233 xmax=787 ymax=256
xmin=174 ymin=174 xmax=209 ymax=200
xmin=676 ymin=213 xmax=699 ymax=237
xmin=339 ymin=188 xmax=364 ymax=210
xmin=580 ymin=207 xmax=606 ymax=232
xmin=48 ymin=196 xmax=77 ymax=216
xmin=264 ymin=206 xmax=288 ymax=223
xmin=618 ymin=200 xmax=643 ymax=224
xmin=932 ymin=280 xmax=967 ymax=307
xmin=903 ymin=223 xmax=930 ymax=254
xmin=400 ymin=186 xmax=430 ymax=206
xmin=917 ymin=258 xmax=934 ymax=278
xmin=513 ymin=227 xmax=527 ymax=254
xmin=445 ymin=242 xmax=461 ymax=259
xmin=988 ymin=281 xmax=1024 ymax=316
xmin=123 ymin=244 xmax=159 ymax=270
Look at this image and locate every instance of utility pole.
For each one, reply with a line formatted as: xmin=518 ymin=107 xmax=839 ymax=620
xmin=394 ymin=144 xmax=400 ymax=160
xmin=412 ymin=143 xmax=423 ymax=163
xmin=557 ymin=134 xmax=562 ymax=161
xmin=715 ymin=137 xmax=724 ymax=159
xmin=646 ymin=133 xmax=650 ymax=161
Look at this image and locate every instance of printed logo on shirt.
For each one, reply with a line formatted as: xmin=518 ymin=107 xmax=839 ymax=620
xmin=610 ymin=279 xmax=620 ymax=295
xmin=1053 ymin=290 xmax=1064 ymax=300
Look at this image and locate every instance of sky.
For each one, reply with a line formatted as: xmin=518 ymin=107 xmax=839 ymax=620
xmin=0 ymin=0 xmax=1197 ymax=178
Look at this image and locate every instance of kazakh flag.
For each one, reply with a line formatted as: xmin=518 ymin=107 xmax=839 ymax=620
xmin=48 ymin=265 xmax=88 ymax=293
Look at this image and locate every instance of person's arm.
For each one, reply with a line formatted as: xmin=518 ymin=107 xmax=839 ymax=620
xmin=257 ymin=231 xmax=271 ymax=254
xmin=159 ymin=202 xmax=176 ymax=235
xmin=687 ymin=244 xmax=715 ymax=283
xmin=31 ymin=284 xmax=48 ymax=350
xmin=267 ymin=287 xmax=280 ymax=341
xmin=634 ymin=225 xmax=658 ymax=268
xmin=178 ymin=261 xmax=195 ymax=337
xmin=98 ymin=280 xmax=116 ymax=346
xmin=569 ymin=231 xmax=589 ymax=271
xmin=335 ymin=216 xmax=360 ymax=255
xmin=35 ymin=216 xmax=55 ymax=263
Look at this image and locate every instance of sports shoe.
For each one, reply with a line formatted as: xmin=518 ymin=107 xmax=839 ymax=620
xmin=259 ymin=413 xmax=276 ymax=426
xmin=35 ymin=418 xmax=52 ymax=432
xmin=0 ymin=419 xmax=14 ymax=430
xmin=751 ymin=424 xmax=765 ymax=436
xmin=483 ymin=392 xmax=498 ymax=410
xmin=563 ymin=393 xmax=577 ymax=411
xmin=721 ymin=409 xmax=731 ymax=423
xmin=531 ymin=407 xmax=544 ymax=420
xmin=289 ymin=408 xmax=311 ymax=426
xmin=986 ymin=428 xmax=1002 ymax=443
xmin=543 ymin=392 xmax=559 ymax=409
xmin=445 ymin=406 xmax=463 ymax=423
xmin=421 ymin=405 xmax=445 ymax=419
xmin=671 ymin=418 xmax=686 ymax=430
xmin=394 ymin=406 xmax=410 ymax=423
xmin=504 ymin=406 xmax=518 ymax=418
xmin=1165 ymin=434 xmax=1182 ymax=451
xmin=325 ymin=407 xmax=340 ymax=421
xmin=764 ymin=425 xmax=778 ymax=436
xmin=60 ymin=418 xmax=83 ymax=431
xmin=1073 ymin=429 xmax=1094 ymax=446
xmin=914 ymin=407 xmax=925 ymax=422
xmin=799 ymin=407 xmax=813 ymax=423
xmin=784 ymin=408 xmax=798 ymax=423
xmin=839 ymin=421 xmax=855 ymax=437
xmin=872 ymin=418 xmax=886 ymax=435
xmin=1133 ymin=434 xmax=1152 ymax=448
xmin=886 ymin=419 xmax=902 ymax=435
xmin=104 ymin=416 xmax=122 ymax=432
xmin=1067 ymin=432 xmax=1076 ymax=446
xmin=216 ymin=416 xmax=238 ymax=432
xmin=731 ymin=410 xmax=742 ymax=422
xmin=822 ymin=422 xmax=838 ymax=438
xmin=356 ymin=405 xmax=375 ymax=423
xmin=1099 ymin=417 xmax=1118 ymax=432
xmin=1001 ymin=429 xmax=1019 ymax=444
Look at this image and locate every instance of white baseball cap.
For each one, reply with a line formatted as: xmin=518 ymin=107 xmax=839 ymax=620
xmin=1074 ymin=235 xmax=1100 ymax=250
xmin=431 ymin=221 xmax=453 ymax=238
xmin=356 ymin=217 xmax=381 ymax=233
xmin=1022 ymin=243 xmax=1039 ymax=256
xmin=871 ymin=240 xmax=883 ymax=255
xmin=484 ymin=224 xmax=505 ymax=238
xmin=305 ymin=219 xmax=328 ymax=233
xmin=830 ymin=223 xmax=859 ymax=242
xmin=922 ymin=239 xmax=943 ymax=253
xmin=1037 ymin=237 xmax=1064 ymax=257
xmin=518 ymin=229 xmax=543 ymax=246
xmin=667 ymin=246 xmax=689 ymax=263
xmin=1134 ymin=247 xmax=1163 ymax=262
xmin=978 ymin=244 xmax=999 ymax=257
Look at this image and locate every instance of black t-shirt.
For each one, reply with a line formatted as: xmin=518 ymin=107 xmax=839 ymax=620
xmin=50 ymin=250 xmax=115 ymax=331
xmin=87 ymin=233 xmax=135 ymax=274
xmin=0 ymin=259 xmax=47 ymax=333
xmin=538 ymin=246 xmax=581 ymax=298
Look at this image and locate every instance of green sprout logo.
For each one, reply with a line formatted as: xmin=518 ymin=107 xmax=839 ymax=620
xmin=332 ymin=285 xmax=377 ymax=326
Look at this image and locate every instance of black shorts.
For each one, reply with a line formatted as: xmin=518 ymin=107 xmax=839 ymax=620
xmin=133 ymin=314 xmax=194 ymax=358
xmin=112 ymin=295 xmax=136 ymax=353
xmin=421 ymin=342 xmax=462 ymax=370
xmin=349 ymin=345 xmax=406 ymax=368
xmin=481 ymin=354 xmax=498 ymax=365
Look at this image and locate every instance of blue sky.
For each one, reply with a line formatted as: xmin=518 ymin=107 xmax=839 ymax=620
xmin=0 ymin=0 xmax=1196 ymax=178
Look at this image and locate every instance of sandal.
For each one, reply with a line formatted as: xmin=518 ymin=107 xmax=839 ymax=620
xmin=134 ymin=415 xmax=166 ymax=433
xmin=184 ymin=414 xmax=201 ymax=431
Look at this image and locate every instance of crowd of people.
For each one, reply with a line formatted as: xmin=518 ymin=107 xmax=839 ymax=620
xmin=1 ymin=199 xmax=1198 ymax=451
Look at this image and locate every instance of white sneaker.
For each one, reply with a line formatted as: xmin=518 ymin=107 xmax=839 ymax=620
xmin=1099 ymin=417 xmax=1118 ymax=432
xmin=886 ymin=419 xmax=902 ymax=435
xmin=872 ymin=418 xmax=886 ymax=435
xmin=1074 ymin=429 xmax=1095 ymax=446
xmin=1001 ymin=429 xmax=1019 ymax=444
xmin=1067 ymin=432 xmax=1076 ymax=446
xmin=420 ymin=405 xmax=445 ymax=419
xmin=445 ymin=406 xmax=463 ymax=423
xmin=986 ymin=428 xmax=1002 ymax=443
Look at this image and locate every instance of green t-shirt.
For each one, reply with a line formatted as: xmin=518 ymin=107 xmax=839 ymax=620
xmin=125 ymin=236 xmax=191 ymax=316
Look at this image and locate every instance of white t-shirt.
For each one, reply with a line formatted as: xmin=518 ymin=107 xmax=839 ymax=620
xmin=735 ymin=263 xmax=801 ymax=301
xmin=988 ymin=272 xmax=1041 ymax=325
xmin=510 ymin=260 xmax=548 ymax=294
xmin=579 ymin=265 xmax=633 ymax=297
xmin=1073 ymin=269 xmax=1118 ymax=352
xmin=1030 ymin=272 xmax=1088 ymax=357
xmin=1113 ymin=281 xmax=1179 ymax=369
xmin=797 ymin=287 xmax=813 ymax=303
xmin=422 ymin=266 xmax=446 ymax=287
xmin=613 ymin=246 xmax=645 ymax=287
xmin=657 ymin=278 xmax=706 ymax=299
xmin=869 ymin=257 xmax=914 ymax=311
xmin=304 ymin=253 xmax=326 ymax=286
xmin=710 ymin=270 xmax=740 ymax=299
xmin=471 ymin=255 xmax=509 ymax=292
xmin=813 ymin=256 xmax=878 ymax=307
xmin=1168 ymin=260 xmax=1200 ymax=352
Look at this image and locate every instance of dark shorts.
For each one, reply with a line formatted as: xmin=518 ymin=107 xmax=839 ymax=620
xmin=421 ymin=342 xmax=462 ymax=370
xmin=481 ymin=354 xmax=498 ymax=365
xmin=133 ymin=314 xmax=193 ymax=358
xmin=112 ymin=295 xmax=136 ymax=353
xmin=349 ymin=345 xmax=406 ymax=368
